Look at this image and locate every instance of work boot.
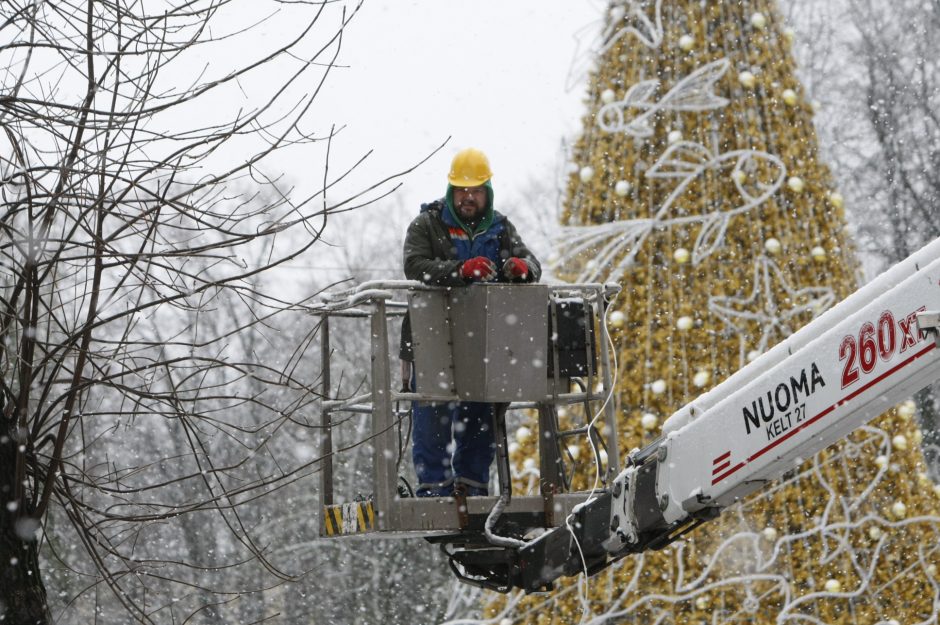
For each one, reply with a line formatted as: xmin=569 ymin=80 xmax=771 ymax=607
xmin=455 ymin=477 xmax=488 ymax=497
xmin=415 ymin=478 xmax=454 ymax=497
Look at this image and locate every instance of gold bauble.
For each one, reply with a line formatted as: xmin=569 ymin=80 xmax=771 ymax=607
xmin=824 ymin=579 xmax=842 ymax=593
xmin=829 ymin=191 xmax=845 ymax=210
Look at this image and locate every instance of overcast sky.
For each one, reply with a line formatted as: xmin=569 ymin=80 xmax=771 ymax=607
xmin=291 ymin=1 xmax=606 ymax=270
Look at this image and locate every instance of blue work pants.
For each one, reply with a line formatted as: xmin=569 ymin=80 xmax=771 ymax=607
xmin=412 ymin=399 xmax=495 ymax=497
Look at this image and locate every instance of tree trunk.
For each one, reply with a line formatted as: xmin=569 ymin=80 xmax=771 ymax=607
xmin=1 ymin=417 xmax=49 ymax=624
xmin=916 ymin=384 xmax=940 ymax=449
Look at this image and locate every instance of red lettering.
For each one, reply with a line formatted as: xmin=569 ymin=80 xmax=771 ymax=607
xmin=899 ymin=307 xmax=926 ymax=352
xmin=859 ymin=322 xmax=877 ymax=373
xmin=839 ymin=307 xmax=925 ymax=388
xmin=878 ymin=311 xmax=896 ymax=361
xmin=840 ymin=335 xmax=859 ymax=388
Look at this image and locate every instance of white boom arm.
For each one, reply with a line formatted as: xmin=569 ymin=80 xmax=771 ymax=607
xmin=609 ymin=237 xmax=940 ymax=551
xmin=514 ymin=238 xmax=940 ymax=592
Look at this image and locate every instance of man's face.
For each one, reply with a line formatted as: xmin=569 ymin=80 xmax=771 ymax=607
xmin=453 ymin=185 xmax=488 ymax=222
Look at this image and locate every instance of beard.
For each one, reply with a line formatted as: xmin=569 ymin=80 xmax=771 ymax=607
xmin=458 ymin=201 xmax=485 ymax=222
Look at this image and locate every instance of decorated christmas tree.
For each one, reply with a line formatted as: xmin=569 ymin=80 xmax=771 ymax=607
xmin=492 ymin=1 xmax=940 ymax=623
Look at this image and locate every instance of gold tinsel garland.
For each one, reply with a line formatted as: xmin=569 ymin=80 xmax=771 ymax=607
xmin=488 ymin=1 xmax=940 ymax=624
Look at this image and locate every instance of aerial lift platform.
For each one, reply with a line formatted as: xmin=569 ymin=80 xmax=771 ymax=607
xmin=314 ymin=280 xmax=619 ymax=582
xmin=313 ymin=236 xmax=940 ymax=593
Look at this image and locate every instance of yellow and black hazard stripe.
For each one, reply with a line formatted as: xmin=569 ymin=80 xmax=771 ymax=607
xmin=322 ymin=500 xmax=375 ymax=536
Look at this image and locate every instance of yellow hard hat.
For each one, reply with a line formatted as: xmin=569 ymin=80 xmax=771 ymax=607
xmin=448 ymin=148 xmax=493 ymax=187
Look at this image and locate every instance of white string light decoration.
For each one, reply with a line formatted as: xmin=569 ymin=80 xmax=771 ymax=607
xmin=559 ymin=142 xmax=786 ymax=283
xmin=487 ymin=1 xmax=940 ymax=623
xmin=565 ymin=0 xmax=665 ymax=90
xmin=597 ymin=59 xmax=731 ymax=137
xmin=460 ymin=414 xmax=940 ymax=625
xmin=602 ymin=0 xmax=665 ymax=51
xmin=547 ymin=421 xmax=940 ymax=625
xmin=708 ymin=255 xmax=835 ymax=366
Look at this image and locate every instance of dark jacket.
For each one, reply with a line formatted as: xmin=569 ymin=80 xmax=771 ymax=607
xmin=400 ymin=198 xmax=542 ymax=360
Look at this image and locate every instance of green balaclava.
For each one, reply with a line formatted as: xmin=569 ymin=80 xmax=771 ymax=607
xmin=444 ymin=180 xmax=494 ymax=236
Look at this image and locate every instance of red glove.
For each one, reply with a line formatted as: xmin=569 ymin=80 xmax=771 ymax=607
xmin=502 ymin=257 xmax=529 ymax=280
xmin=460 ymin=257 xmax=497 ymax=281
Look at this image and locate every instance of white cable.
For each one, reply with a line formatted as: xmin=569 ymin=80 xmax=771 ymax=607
xmin=479 ymin=289 xmax=624 ymax=581
xmin=484 ymin=498 xmax=527 ymax=548
xmin=560 ymin=289 xmax=622 ymax=620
